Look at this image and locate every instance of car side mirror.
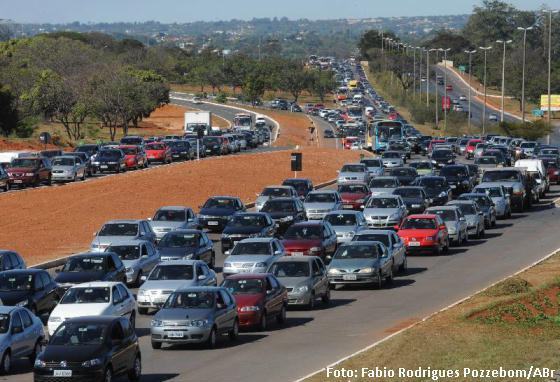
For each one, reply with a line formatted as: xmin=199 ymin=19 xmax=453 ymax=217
xmin=439 ymin=224 xmax=447 ymax=230
xmin=459 ymin=217 xmax=466 ymax=222
xmin=147 ymin=217 xmax=152 ymax=221
xmin=92 ymin=232 xmax=97 ymax=237
xmin=224 ymin=250 xmax=231 ymax=256
xmin=274 ymin=250 xmax=282 ymax=256
xmin=217 ymin=303 xmax=225 ymax=310
xmin=12 ymin=326 xmax=23 ymax=334
xmin=266 ymin=289 xmax=273 ymax=295
xmin=140 ymin=275 xmax=147 ymax=282
xmin=198 ymin=275 xmax=207 ymax=280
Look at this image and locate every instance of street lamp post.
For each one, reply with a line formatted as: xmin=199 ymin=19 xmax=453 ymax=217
xmin=429 ymin=48 xmax=440 ymax=128
xmin=426 ymin=49 xmax=430 ymax=107
xmin=496 ymin=39 xmax=512 ymax=123
xmin=418 ymin=48 xmax=423 ymax=98
xmin=543 ymin=10 xmax=558 ymax=144
xmin=412 ymin=47 xmax=417 ymax=98
xmin=517 ymin=26 xmax=534 ymax=125
xmin=440 ymin=48 xmax=451 ymax=134
xmin=479 ymin=46 xmax=492 ymax=135
xmin=464 ymin=49 xmax=477 ymax=134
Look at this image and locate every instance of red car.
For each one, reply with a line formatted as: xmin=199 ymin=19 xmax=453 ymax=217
xmin=119 ymin=145 xmax=147 ymax=170
xmin=221 ymin=273 xmax=287 ymax=330
xmin=541 ymin=157 xmax=560 ymax=184
xmin=446 ymin=84 xmax=453 ymax=91
xmin=396 ymin=214 xmax=449 ymax=255
xmin=465 ymin=139 xmax=482 ymax=159
xmin=7 ymin=157 xmax=52 ymax=188
xmin=343 ymin=137 xmax=358 ymax=150
xmin=145 ymin=142 xmax=171 ymax=164
xmin=281 ymin=221 xmax=338 ymax=262
xmin=338 ymin=183 xmax=371 ymax=210
xmin=387 ymin=112 xmax=399 ymax=120
xmin=427 ymin=139 xmax=446 ymax=153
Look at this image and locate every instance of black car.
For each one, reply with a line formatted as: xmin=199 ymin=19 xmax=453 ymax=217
xmin=392 ymin=186 xmax=430 ymax=214
xmin=440 ymin=165 xmax=473 ymax=195
xmin=92 ymin=149 xmax=126 ymax=173
xmin=389 ymin=167 xmax=418 ymax=186
xmin=0 ymin=166 xmax=10 ymax=191
xmin=158 ymin=229 xmax=215 ymax=268
xmin=54 ymin=252 xmax=126 ymax=292
xmin=483 ymin=149 xmax=507 ymax=166
xmin=0 ymin=250 xmax=26 ymax=271
xmin=0 ymin=269 xmax=59 ymax=316
xmin=260 ymin=197 xmax=307 ymax=234
xmin=34 ymin=316 xmax=141 ymax=382
xmin=74 ymin=144 xmax=100 ymax=159
xmin=198 ymin=196 xmax=246 ymax=232
xmin=430 ymin=149 xmax=455 ymax=168
xmin=281 ymin=178 xmax=314 ymax=199
xmin=324 ymin=130 xmax=335 ymax=139
xmin=202 ymin=136 xmax=227 ymax=156
xmin=241 ymin=131 xmax=258 ymax=148
xmin=220 ymin=212 xmax=277 ymax=252
xmin=166 ymin=140 xmax=193 ymax=161
xmin=413 ymin=176 xmax=452 ymax=206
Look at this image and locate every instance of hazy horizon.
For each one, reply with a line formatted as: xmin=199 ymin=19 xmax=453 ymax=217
xmin=2 ymin=0 xmax=556 ymax=24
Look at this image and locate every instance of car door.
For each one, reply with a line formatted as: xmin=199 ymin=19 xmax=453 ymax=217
xmin=119 ymin=318 xmax=137 ymax=369
xmin=265 ymin=276 xmax=283 ymax=315
xmin=19 ymin=309 xmax=37 ymax=356
xmin=316 ymin=258 xmax=329 ymax=296
xmin=198 ymin=235 xmax=210 ymax=264
xmin=117 ymin=284 xmax=135 ymax=319
xmin=145 ymin=242 xmax=160 ymax=273
xmin=214 ymin=291 xmax=229 ymax=333
xmin=111 ymin=286 xmax=127 ymax=317
xmin=10 ymin=311 xmax=26 ymax=358
xmin=32 ymin=274 xmax=47 ymax=314
xmin=40 ymin=272 xmax=58 ymax=312
xmin=112 ymin=255 xmax=127 ymax=283
xmin=311 ymin=259 xmax=325 ymax=297
xmin=109 ymin=321 xmax=128 ymax=375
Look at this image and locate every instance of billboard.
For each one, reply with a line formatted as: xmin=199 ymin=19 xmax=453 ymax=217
xmin=540 ymin=95 xmax=560 ymax=111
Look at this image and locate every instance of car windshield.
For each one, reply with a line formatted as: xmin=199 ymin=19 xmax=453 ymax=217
xmin=284 ymin=225 xmax=322 ymax=240
xmin=98 ymin=223 xmax=138 ymax=236
xmin=325 ymin=213 xmax=357 ymax=226
xmin=353 ymin=234 xmax=389 ymax=247
xmin=338 ymin=184 xmax=368 ymax=193
xmin=460 ymin=195 xmax=490 ymax=206
xmin=361 ymin=159 xmax=382 ymax=167
xmin=341 ymin=165 xmax=364 ymax=173
xmin=394 ymin=188 xmax=422 ymax=198
xmin=61 ymin=287 xmax=111 ymax=304
xmin=0 ymin=315 xmax=8 ymax=334
xmin=52 ymin=158 xmax=75 ymax=166
xmin=163 ymin=291 xmax=214 ymax=309
xmin=269 ymin=262 xmax=310 ymax=278
xmin=475 ymin=187 xmax=502 ymax=197
xmin=261 ymin=200 xmax=296 ymax=213
xmin=521 ymin=142 xmax=537 ymax=148
xmin=305 ymin=193 xmax=335 ymax=203
xmin=370 ymin=179 xmax=396 ymax=188
xmin=230 ymin=215 xmax=266 ymax=228
xmin=10 ymin=159 xmax=39 ymax=168
xmin=0 ymin=273 xmax=33 ymax=291
xmin=147 ymin=144 xmax=166 ymax=150
xmin=153 ymin=209 xmax=186 ymax=222
xmin=203 ymin=137 xmax=220 ymax=144
xmin=51 ymin=323 xmax=107 ymax=346
xmin=440 ymin=167 xmax=467 ymax=177
xmin=159 ymin=233 xmax=199 ymax=248
xmin=63 ymin=257 xmax=108 ymax=272
xmin=427 ymin=209 xmax=456 ymax=222
xmin=391 ymin=168 xmax=415 ymax=176
xmin=76 ymin=146 xmax=97 ymax=155
xmin=366 ymin=197 xmax=398 ymax=208
xmin=262 ymin=188 xmax=291 ymax=197
xmin=107 ymin=245 xmax=140 ymax=260
xmin=476 ymin=157 xmax=497 ymax=165
xmin=149 ymin=265 xmax=194 ymax=280
xmin=98 ymin=150 xmax=120 ymax=159
xmin=382 ymin=152 xmax=400 ymax=159
xmin=432 ymin=150 xmax=453 ymax=159
xmin=120 ymin=147 xmax=138 ymax=155
xmin=333 ymin=244 xmax=378 ymax=259
xmin=223 ymin=278 xmax=264 ymax=294
xmin=410 ymin=162 xmax=431 ymax=170
xmin=482 ymin=170 xmax=520 ymax=182
xmin=401 ymin=218 xmax=437 ymax=229
xmin=230 ymin=242 xmax=271 ymax=255
xmin=417 ymin=178 xmax=445 ymax=188
xmin=452 ymin=204 xmax=477 ymax=215
xmin=204 ymin=198 xmax=235 ymax=209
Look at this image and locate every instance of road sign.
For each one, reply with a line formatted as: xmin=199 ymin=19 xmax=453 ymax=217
xmin=291 ymin=152 xmax=302 ymax=172
xmin=532 ymin=109 xmax=544 ymax=117
xmin=540 ymin=95 xmax=560 ymax=111
xmin=458 ymin=65 xmax=467 ymax=72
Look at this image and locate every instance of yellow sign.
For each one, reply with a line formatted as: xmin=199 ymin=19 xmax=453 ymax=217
xmin=540 ymin=94 xmax=560 ymax=111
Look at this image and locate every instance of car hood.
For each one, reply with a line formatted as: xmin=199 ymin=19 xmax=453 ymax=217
xmin=225 ymin=255 xmax=273 ymax=264
xmin=331 ymin=225 xmax=358 ymax=234
xmin=222 ymin=226 xmax=263 ymax=235
xmin=0 ymin=290 xmax=32 ymax=305
xmin=339 ymin=172 xmax=365 ymax=178
xmin=159 ymin=247 xmax=195 ymax=257
xmin=340 ymin=193 xmax=367 ymax=201
xmin=52 ymin=165 xmax=76 ymax=171
xmin=398 ymin=228 xmax=438 ymax=237
xmin=51 ymin=303 xmax=110 ymax=319
xmin=93 ymin=236 xmax=139 ymax=246
xmin=233 ymin=293 xmax=265 ymax=307
xmin=55 ymin=271 xmax=107 ymax=284
xmin=329 ymin=258 xmax=379 ymax=270
xmin=363 ymin=207 xmax=400 ymax=216
xmin=199 ymin=208 xmax=236 ymax=217
xmin=140 ymin=279 xmax=197 ymax=291
xmin=150 ymin=221 xmax=185 ymax=230
xmin=275 ymin=277 xmax=311 ymax=289
xmin=41 ymin=345 xmax=106 ymax=363
xmin=155 ymin=307 xmax=213 ymax=321
xmin=7 ymin=167 xmax=35 ymax=173
xmin=400 ymin=197 xmax=424 ymax=204
xmin=304 ymin=202 xmax=336 ymax=210
xmin=282 ymin=239 xmax=321 ymax=249
xmin=369 ymin=188 xmax=396 ymax=195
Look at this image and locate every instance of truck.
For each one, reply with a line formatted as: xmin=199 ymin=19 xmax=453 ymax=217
xmin=184 ymin=111 xmax=212 ymax=136
xmin=233 ymin=113 xmax=253 ymax=131
xmin=442 ymin=96 xmax=451 ymax=112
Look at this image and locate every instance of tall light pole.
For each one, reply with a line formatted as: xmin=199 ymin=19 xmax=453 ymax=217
xmin=429 ymin=48 xmax=440 ymax=128
xmin=517 ymin=26 xmax=534 ymax=125
xmin=464 ymin=49 xmax=477 ymax=134
xmin=496 ymin=39 xmax=512 ymax=122
xmin=426 ymin=49 xmax=431 ymax=107
xmin=418 ymin=47 xmax=423 ymax=98
xmin=479 ymin=46 xmax=492 ymax=135
xmin=543 ymin=10 xmax=558 ymax=144
xmin=412 ymin=47 xmax=417 ymax=98
xmin=440 ymin=48 xmax=451 ymax=134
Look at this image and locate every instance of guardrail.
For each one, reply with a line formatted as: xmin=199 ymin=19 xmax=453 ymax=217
xmin=30 ymin=178 xmax=338 ymax=271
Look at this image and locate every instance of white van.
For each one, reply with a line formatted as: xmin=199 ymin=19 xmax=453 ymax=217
xmin=515 ymin=159 xmax=549 ymax=193
xmin=0 ymin=151 xmax=36 ymax=167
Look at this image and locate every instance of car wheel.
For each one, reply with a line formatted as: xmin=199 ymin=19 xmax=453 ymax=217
xmin=277 ymin=305 xmax=287 ymax=324
xmin=443 ymin=239 xmax=449 ymax=254
xmin=135 ymin=271 xmax=142 ymax=288
xmin=29 ymin=340 xmax=42 ymax=363
xmin=209 ymin=253 xmax=215 ymax=270
xmin=307 ymin=293 xmax=315 ymax=310
xmin=73 ymin=173 xmax=77 ymax=182
xmin=259 ymin=312 xmax=267 ymax=331
xmin=321 ymin=288 xmax=331 ymax=305
xmin=116 ymin=167 xmax=121 ymax=174
xmin=399 ymin=256 xmax=408 ymax=273
xmin=206 ymin=327 xmax=217 ymax=349
xmin=81 ymin=171 xmax=86 ymax=181
xmin=463 ymin=231 xmax=468 ymax=244
xmin=385 ymin=266 xmax=394 ymax=284
xmin=129 ymin=311 xmax=136 ymax=330
xmin=103 ymin=366 xmax=113 ymax=382
xmin=151 ymin=340 xmax=162 ymax=350
xmin=374 ymin=272 xmax=383 ymax=289
xmin=138 ymin=307 xmax=148 ymax=315
xmin=229 ymin=319 xmax=239 ymax=341
xmin=478 ymin=226 xmax=484 ymax=239
xmin=0 ymin=350 xmax=10 ymax=375
xmin=127 ymin=354 xmax=142 ymax=382
xmin=433 ymin=243 xmax=441 ymax=256
xmin=492 ymin=216 xmax=496 ymax=227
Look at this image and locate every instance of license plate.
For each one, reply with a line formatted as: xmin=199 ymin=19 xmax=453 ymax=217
xmin=54 ymin=370 xmax=72 ymax=377
xmin=292 ymin=252 xmax=304 ymax=256
xmin=13 ymin=180 xmax=22 ymax=184
xmin=342 ymin=274 xmax=357 ymax=281
xmin=408 ymin=241 xmax=421 ymax=247
xmin=100 ymin=165 xmax=108 ymax=169
xmin=167 ymin=331 xmax=184 ymax=338
xmin=450 ymin=185 xmax=457 ymax=189
xmin=207 ymin=221 xmax=219 ymax=226
xmin=343 ymin=204 xmax=353 ymax=209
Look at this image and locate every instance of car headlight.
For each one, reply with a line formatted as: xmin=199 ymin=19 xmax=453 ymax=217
xmin=224 ymin=262 xmax=232 ymax=268
xmin=438 ymin=191 xmax=447 ymax=198
xmin=82 ymin=358 xmax=103 ymax=368
xmin=328 ymin=268 xmax=341 ymax=275
xmin=25 ymin=172 xmax=35 ymax=176
xmin=358 ymin=267 xmax=374 ymax=274
xmin=344 ymin=231 xmax=355 ymax=237
xmin=280 ymin=215 xmax=294 ymax=222
xmin=34 ymin=359 xmax=46 ymax=368
xmin=255 ymin=262 xmax=267 ymax=268
xmin=309 ymin=247 xmax=321 ymax=253
xmin=240 ymin=306 xmax=260 ymax=312
xmin=49 ymin=316 xmax=62 ymax=323
xmin=294 ymin=285 xmax=309 ymax=293
xmin=183 ymin=254 xmax=194 ymax=260
xmin=355 ymin=199 xmax=365 ymax=204
xmin=151 ymin=319 xmax=164 ymax=327
xmin=447 ymin=226 xmax=456 ymax=234
xmin=431 ymin=160 xmax=437 ymax=164
xmin=190 ymin=319 xmax=210 ymax=327
xmin=447 ymin=159 xmax=453 ymax=163
xmin=411 ymin=204 xmax=420 ymax=208
xmin=15 ymin=300 xmax=27 ymax=307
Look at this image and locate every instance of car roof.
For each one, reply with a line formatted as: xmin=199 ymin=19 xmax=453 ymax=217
xmin=408 ymin=214 xmax=437 ymax=219
xmin=273 ymin=256 xmax=318 ymax=263
xmin=0 ymin=269 xmax=42 ymax=275
xmin=106 ymin=239 xmax=150 ymax=246
xmin=238 ymin=237 xmax=276 ymax=243
xmin=70 ymin=281 xmax=123 ymax=288
xmin=292 ymin=220 xmax=325 ymax=227
xmin=448 ymin=200 xmax=476 ymax=205
xmin=340 ymin=241 xmax=382 ymax=247
xmin=427 ymin=205 xmax=459 ymax=211
xmin=263 ymin=197 xmax=298 ymax=202
xmin=174 ymin=286 xmax=225 ymax=293
xmin=355 ymin=229 xmax=393 ymax=235
xmin=308 ymin=189 xmax=337 ymax=194
xmin=264 ymin=185 xmax=292 ymax=189
xmin=326 ymin=210 xmax=362 ymax=216
xmin=157 ymin=206 xmax=188 ymax=211
xmin=225 ymin=273 xmax=271 ymax=280
xmin=104 ymin=219 xmax=142 ymax=224
xmin=72 ymin=252 xmax=115 ymax=258
xmin=207 ymin=196 xmax=239 ymax=200
xmin=417 ymin=176 xmax=445 ymax=180
xmin=371 ymin=176 xmax=398 ymax=180
xmin=155 ymin=260 xmax=205 ymax=266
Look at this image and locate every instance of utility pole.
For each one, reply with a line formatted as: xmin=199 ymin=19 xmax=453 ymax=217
xmin=517 ymin=26 xmax=534 ymax=125
xmin=479 ymin=46 xmax=493 ymax=135
xmin=429 ymin=49 xmax=439 ymax=128
xmin=418 ymin=48 xmax=423 ymax=98
xmin=464 ymin=49 xmax=477 ymax=134
xmin=412 ymin=47 xmax=417 ymax=98
xmin=543 ymin=10 xmax=558 ymax=144
xmin=426 ymin=49 xmax=430 ymax=107
xmin=496 ymin=39 xmax=512 ymax=123
xmin=440 ymin=48 xmax=451 ymax=134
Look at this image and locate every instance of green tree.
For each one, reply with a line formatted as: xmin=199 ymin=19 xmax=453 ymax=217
xmin=0 ymin=84 xmax=19 ymax=136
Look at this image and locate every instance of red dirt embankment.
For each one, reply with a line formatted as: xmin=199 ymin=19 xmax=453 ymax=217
xmin=0 ymin=148 xmax=361 ymax=265
xmin=140 ymin=104 xmax=229 ymax=131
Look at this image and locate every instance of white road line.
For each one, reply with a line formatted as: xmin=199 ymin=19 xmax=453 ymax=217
xmin=294 ymin=244 xmax=560 ymax=382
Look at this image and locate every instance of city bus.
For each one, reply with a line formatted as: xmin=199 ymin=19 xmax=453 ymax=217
xmin=365 ymin=120 xmax=404 ymax=152
xmin=346 ymin=106 xmax=363 ymax=122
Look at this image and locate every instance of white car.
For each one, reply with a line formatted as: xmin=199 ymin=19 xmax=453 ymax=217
xmin=192 ymin=97 xmax=203 ymax=104
xmin=47 ymin=281 xmax=136 ymax=335
xmin=459 ymin=95 xmax=467 ymax=101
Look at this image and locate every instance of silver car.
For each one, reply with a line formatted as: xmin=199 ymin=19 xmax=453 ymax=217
xmin=304 ymin=190 xmax=343 ymax=220
xmin=137 ymin=260 xmax=217 ymax=314
xmin=91 ymin=219 xmax=156 ymax=252
xmin=425 ymin=206 xmax=468 ymax=245
xmin=474 ymin=143 xmax=488 ymax=159
xmin=323 ymin=210 xmax=368 ymax=243
xmin=352 ymin=230 xmax=407 ymax=273
xmin=381 ymin=151 xmax=404 ymax=168
xmin=0 ymin=306 xmax=45 ymax=374
xmin=255 ymin=185 xmax=299 ymax=211
xmin=51 ymin=156 xmax=86 ymax=182
xmin=268 ymin=256 xmax=330 ymax=309
xmin=446 ymin=200 xmax=485 ymax=239
xmin=360 ymin=158 xmax=384 ymax=177
xmin=337 ymin=163 xmax=369 ymax=185
xmin=223 ymin=238 xmax=285 ymax=277
xmin=149 ymin=206 xmax=201 ymax=240
xmin=150 ymin=287 xmax=238 ymax=349
xmin=362 ymin=194 xmax=407 ymax=228
xmin=474 ymin=183 xmax=512 ymax=218
xmin=106 ymin=240 xmax=160 ymax=286
xmin=369 ymin=176 xmax=401 ymax=196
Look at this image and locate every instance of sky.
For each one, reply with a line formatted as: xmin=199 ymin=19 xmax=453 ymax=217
xmin=1 ymin=0 xmax=558 ymax=24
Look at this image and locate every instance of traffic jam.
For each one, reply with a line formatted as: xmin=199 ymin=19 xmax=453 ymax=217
xmin=0 ymin=59 xmax=558 ymax=381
